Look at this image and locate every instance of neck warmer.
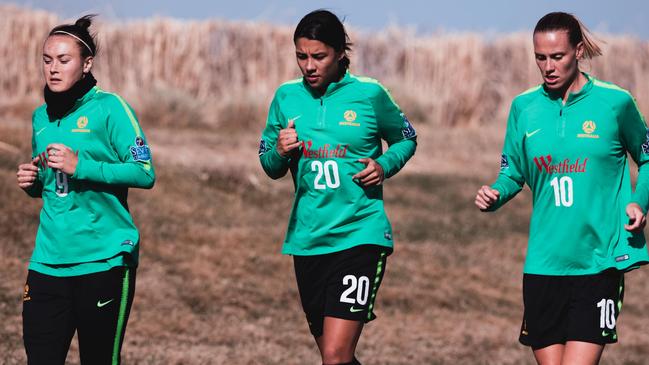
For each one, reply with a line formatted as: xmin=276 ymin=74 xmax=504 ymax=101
xmin=44 ymin=73 xmax=97 ymax=120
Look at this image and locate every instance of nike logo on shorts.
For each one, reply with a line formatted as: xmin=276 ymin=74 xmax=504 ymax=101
xmin=97 ymin=299 xmax=114 ymax=308
xmin=349 ymin=306 xmax=364 ymax=313
xmin=601 ymin=330 xmax=616 ymax=337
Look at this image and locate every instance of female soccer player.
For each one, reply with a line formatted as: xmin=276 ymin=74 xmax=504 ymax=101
xmin=15 ymin=15 xmax=155 ymax=364
xmin=259 ymin=10 xmax=416 ymax=365
xmin=475 ymin=12 xmax=649 ymax=365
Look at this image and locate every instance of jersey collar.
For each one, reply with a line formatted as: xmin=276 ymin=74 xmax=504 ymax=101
xmin=78 ymin=86 xmax=98 ymax=105
xmin=542 ymin=72 xmax=593 ymax=106
xmin=66 ymin=86 xmax=98 ymax=115
xmin=303 ymin=71 xmax=353 ymax=98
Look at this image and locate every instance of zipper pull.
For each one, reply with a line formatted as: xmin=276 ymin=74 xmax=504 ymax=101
xmin=320 ymin=98 xmax=323 ymax=106
xmin=559 ymin=109 xmax=562 ymax=116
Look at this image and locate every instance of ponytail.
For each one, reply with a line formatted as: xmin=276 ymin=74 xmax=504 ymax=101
xmin=575 ymin=17 xmax=602 ymax=59
xmin=534 ymin=12 xmax=602 ymax=59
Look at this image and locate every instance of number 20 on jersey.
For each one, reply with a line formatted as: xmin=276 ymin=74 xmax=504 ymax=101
xmin=312 ymin=160 xmax=340 ymax=189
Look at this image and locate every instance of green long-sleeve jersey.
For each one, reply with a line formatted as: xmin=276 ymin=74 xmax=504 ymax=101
xmin=490 ymin=74 xmax=649 ymax=275
xmin=259 ymin=72 xmax=417 ymax=256
xmin=27 ymin=86 xmax=155 ymax=270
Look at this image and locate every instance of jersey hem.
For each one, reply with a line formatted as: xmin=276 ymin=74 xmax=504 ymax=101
xmin=523 ymin=260 xmax=649 ymax=275
xmin=30 ymin=244 xmax=139 ymax=267
xmin=282 ymin=241 xmax=394 ymax=256
xmin=28 ymin=253 xmax=135 ymax=277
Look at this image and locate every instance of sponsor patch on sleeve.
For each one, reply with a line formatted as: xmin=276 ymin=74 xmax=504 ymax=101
xmin=642 ymin=129 xmax=649 ymax=154
xmin=130 ymin=136 xmax=151 ymax=161
xmin=258 ymin=139 xmax=271 ymax=156
xmin=500 ymin=154 xmax=509 ymax=170
xmin=400 ymin=113 xmax=417 ymax=139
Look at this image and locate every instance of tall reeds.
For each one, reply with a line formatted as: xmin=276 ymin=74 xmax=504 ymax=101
xmin=2 ymin=4 xmax=648 ymax=126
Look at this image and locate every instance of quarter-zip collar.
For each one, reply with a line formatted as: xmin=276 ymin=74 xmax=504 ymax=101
xmin=52 ymin=86 xmax=98 ymax=127
xmin=74 ymin=85 xmax=98 ymax=108
xmin=542 ymin=72 xmax=593 ymax=107
xmin=303 ymin=70 xmax=353 ymax=99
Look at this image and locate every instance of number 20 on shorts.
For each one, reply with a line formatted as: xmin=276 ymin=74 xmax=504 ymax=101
xmin=340 ymin=275 xmax=370 ymax=305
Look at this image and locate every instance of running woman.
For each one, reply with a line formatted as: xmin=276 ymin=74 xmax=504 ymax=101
xmin=259 ymin=10 xmax=416 ymax=365
xmin=15 ymin=15 xmax=155 ymax=365
xmin=475 ymin=12 xmax=649 ymax=365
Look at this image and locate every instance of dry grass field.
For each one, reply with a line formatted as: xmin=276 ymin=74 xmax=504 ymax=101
xmin=2 ymin=4 xmax=649 ymax=364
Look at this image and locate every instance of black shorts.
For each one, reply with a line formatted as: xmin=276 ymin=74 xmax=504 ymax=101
xmin=293 ymin=244 xmax=389 ymax=337
xmin=519 ymin=270 xmax=624 ymax=349
xmin=23 ymin=266 xmax=136 ymax=365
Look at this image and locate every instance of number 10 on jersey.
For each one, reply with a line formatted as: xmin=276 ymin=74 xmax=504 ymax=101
xmin=550 ymin=176 xmax=573 ymax=207
xmin=312 ymin=160 xmax=340 ymax=189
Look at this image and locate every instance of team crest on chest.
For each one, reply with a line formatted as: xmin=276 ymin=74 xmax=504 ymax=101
xmin=72 ymin=116 xmax=91 ymax=133
xmin=339 ymin=110 xmax=360 ymax=127
xmin=577 ymin=120 xmax=599 ymax=139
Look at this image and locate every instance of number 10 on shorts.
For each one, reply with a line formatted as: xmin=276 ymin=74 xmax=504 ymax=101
xmin=597 ymin=298 xmax=616 ymax=329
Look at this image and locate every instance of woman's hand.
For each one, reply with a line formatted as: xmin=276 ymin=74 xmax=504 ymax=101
xmin=625 ymin=203 xmax=646 ymax=233
xmin=17 ymin=156 xmax=40 ymax=190
xmin=475 ymin=185 xmax=500 ymax=211
xmin=353 ymin=158 xmax=384 ymax=187
xmin=47 ymin=143 xmax=78 ymax=175
xmin=276 ymin=119 xmax=301 ymax=157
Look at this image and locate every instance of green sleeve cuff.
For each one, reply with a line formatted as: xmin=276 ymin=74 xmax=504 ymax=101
xmin=631 ymin=192 xmax=649 ymax=214
xmin=488 ymin=177 xmax=524 ymax=211
xmin=73 ymin=157 xmax=102 ymax=181
xmin=260 ymin=148 xmax=291 ymax=179
xmin=376 ymin=138 xmax=416 ymax=179
xmin=271 ymin=148 xmax=290 ymax=163
xmin=374 ymin=155 xmax=393 ymax=178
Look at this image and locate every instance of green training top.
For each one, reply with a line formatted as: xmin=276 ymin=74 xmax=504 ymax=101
xmin=490 ymin=74 xmax=649 ymax=275
xmin=259 ymin=72 xmax=417 ymax=256
xmin=26 ymin=86 xmax=155 ymax=275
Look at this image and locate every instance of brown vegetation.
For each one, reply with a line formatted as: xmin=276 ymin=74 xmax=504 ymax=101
xmin=2 ymin=4 xmax=649 ymax=128
xmin=2 ymin=4 xmax=649 ymax=364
